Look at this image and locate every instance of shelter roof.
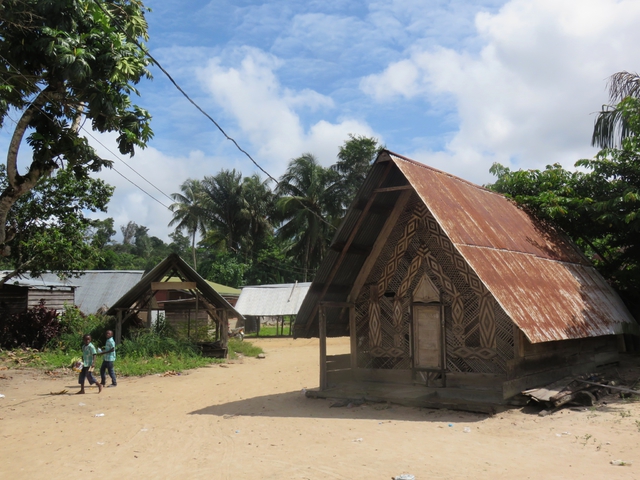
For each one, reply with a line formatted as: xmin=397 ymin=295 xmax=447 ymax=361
xmin=107 ymin=254 xmax=243 ymax=319
xmin=235 ymin=282 xmax=311 ymax=316
xmin=293 ymin=151 xmax=638 ymax=342
xmin=163 ymin=276 xmax=241 ymax=297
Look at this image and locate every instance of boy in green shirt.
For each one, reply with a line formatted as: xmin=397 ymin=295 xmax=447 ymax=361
xmin=77 ymin=334 xmax=102 ymax=394
xmin=99 ymin=330 xmax=117 ymax=387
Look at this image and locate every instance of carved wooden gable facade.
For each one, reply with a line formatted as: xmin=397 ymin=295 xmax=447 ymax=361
xmin=354 ymin=194 xmax=514 ymax=376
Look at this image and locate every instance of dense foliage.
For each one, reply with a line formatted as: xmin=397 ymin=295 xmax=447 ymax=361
xmin=0 ymin=0 xmax=153 ymax=274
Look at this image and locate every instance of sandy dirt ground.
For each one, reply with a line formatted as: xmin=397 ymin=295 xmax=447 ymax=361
xmin=1 ymin=337 xmax=639 ymax=480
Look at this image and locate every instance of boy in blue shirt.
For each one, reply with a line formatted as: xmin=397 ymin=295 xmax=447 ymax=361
xmin=78 ymin=334 xmax=102 ymax=394
xmin=99 ymin=330 xmax=117 ymax=387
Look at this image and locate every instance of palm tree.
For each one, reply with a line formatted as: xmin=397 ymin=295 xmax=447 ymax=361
xmin=201 ymin=170 xmax=250 ymax=252
xmin=592 ymin=71 xmax=640 ymax=149
xmin=275 ymin=154 xmax=339 ymax=281
xmin=241 ymin=173 xmax=275 ymax=258
xmin=169 ymin=179 xmax=207 ymax=269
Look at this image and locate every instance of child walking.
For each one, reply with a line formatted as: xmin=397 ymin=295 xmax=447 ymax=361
xmin=99 ymin=330 xmax=117 ymax=387
xmin=78 ymin=334 xmax=102 ymax=394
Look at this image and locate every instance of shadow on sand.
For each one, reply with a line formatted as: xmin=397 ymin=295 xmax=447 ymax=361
xmin=189 ymin=389 xmax=489 ymax=424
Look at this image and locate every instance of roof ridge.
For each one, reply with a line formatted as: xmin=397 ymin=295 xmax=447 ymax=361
xmin=386 ymin=151 xmax=504 ymax=197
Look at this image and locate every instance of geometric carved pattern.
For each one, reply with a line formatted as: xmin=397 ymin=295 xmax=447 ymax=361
xmin=370 ymin=346 xmax=405 ymax=358
xmin=479 ymin=291 xmax=496 ymax=349
xmin=449 ymin=347 xmax=497 ymax=360
xmin=377 ymin=204 xmax=425 ymax=296
xmin=369 ymin=284 xmax=382 ymax=349
xmin=355 ymin=194 xmax=513 ymax=374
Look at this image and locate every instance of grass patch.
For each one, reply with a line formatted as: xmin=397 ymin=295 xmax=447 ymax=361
xmin=228 ymin=338 xmax=263 ymax=359
xmin=245 ymin=324 xmax=292 ymax=338
xmin=1 ymin=338 xmax=264 ymax=376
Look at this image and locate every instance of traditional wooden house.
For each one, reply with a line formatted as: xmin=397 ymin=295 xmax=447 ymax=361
xmin=293 ymin=151 xmax=639 ymax=408
xmin=0 ymin=274 xmax=75 ymax=314
xmin=107 ymin=254 xmax=243 ymax=357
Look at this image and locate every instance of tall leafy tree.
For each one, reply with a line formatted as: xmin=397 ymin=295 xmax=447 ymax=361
xmin=201 ymin=169 xmax=249 ymax=252
xmin=331 ymin=134 xmax=383 ymax=210
xmin=276 ymin=154 xmax=339 ymax=281
xmin=241 ymin=173 xmax=275 ymax=258
xmin=169 ymin=179 xmax=206 ymax=268
xmin=0 ymin=0 xmax=153 ymax=260
xmin=0 ymin=166 xmax=114 ymax=284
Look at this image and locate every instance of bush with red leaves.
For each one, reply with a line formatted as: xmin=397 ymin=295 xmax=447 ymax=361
xmin=0 ymin=301 xmax=61 ymax=350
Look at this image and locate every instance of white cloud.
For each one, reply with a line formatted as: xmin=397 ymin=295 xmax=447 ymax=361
xmin=361 ymin=0 xmax=640 ymax=182
xmin=88 ymin=133 xmax=237 ymax=242
xmin=197 ymin=47 xmax=378 ymax=169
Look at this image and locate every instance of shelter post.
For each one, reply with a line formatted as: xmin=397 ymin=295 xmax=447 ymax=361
xmin=221 ymin=308 xmax=229 ymax=346
xmin=349 ymin=305 xmax=357 ymax=371
xmin=319 ymin=306 xmax=327 ymax=390
xmin=116 ymin=310 xmax=123 ymax=345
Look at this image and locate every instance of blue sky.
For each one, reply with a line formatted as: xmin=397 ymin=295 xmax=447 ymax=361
xmin=3 ymin=0 xmax=640 ymax=241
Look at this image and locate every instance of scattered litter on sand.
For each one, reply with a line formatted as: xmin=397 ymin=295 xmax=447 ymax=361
xmin=393 ymin=474 xmax=415 ymax=480
xmin=610 ymin=460 xmax=632 ymax=466
xmin=353 ymin=438 xmax=363 ymax=442
xmin=94 ymin=413 xmax=105 ymax=417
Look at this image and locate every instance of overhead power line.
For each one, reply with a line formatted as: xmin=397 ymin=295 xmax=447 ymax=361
xmin=90 ymin=0 xmax=336 ymax=231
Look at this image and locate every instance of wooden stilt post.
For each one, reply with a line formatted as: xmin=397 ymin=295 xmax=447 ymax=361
xmin=221 ymin=309 xmax=229 ymax=347
xmin=116 ymin=310 xmax=123 ymax=345
xmin=349 ymin=306 xmax=357 ymax=372
xmin=319 ymin=306 xmax=327 ymax=391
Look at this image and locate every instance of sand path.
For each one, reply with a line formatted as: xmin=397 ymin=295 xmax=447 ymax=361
xmin=1 ymin=337 xmax=639 ymax=479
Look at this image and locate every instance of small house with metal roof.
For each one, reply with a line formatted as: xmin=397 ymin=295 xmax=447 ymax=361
xmin=293 ymin=151 xmax=639 ymax=409
xmin=235 ymin=282 xmax=311 ymax=334
xmin=0 ymin=274 xmax=75 ymax=314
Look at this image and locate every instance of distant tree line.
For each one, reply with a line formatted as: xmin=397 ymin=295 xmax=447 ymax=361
xmin=0 ymin=134 xmax=382 ymax=288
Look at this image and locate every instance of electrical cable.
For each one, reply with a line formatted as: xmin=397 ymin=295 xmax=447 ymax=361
xmin=90 ymin=0 xmax=337 ymax=231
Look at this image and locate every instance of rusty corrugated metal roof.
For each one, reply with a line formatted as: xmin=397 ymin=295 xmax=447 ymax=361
xmin=391 ymin=153 xmax=637 ymax=342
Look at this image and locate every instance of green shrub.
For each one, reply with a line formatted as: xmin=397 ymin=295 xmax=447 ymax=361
xmin=118 ymin=329 xmax=199 ymax=359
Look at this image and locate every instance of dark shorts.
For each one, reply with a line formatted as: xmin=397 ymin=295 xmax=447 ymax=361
xmin=78 ymin=366 xmax=98 ymax=385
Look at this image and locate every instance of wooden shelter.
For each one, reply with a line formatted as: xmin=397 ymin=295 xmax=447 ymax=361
xmin=107 ymin=254 xmax=243 ymax=357
xmin=293 ymin=151 xmax=639 ymax=408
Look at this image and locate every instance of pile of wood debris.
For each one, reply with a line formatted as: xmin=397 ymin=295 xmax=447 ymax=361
xmin=522 ymin=373 xmax=640 ymax=416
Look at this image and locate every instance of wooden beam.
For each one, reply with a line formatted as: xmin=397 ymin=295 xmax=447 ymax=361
xmin=151 ymin=281 xmax=196 ymax=290
xmin=319 ymin=307 xmax=327 ymax=390
xmin=116 ymin=310 xmax=123 ymax=345
xmin=330 ymin=242 xmax=371 ymax=256
xmin=349 ymin=189 xmax=412 ymax=302
xmin=373 ymin=184 xmax=412 ymax=193
xmin=349 ymin=306 xmax=357 ymax=371
xmin=305 ymin=161 xmax=395 ymax=333
xmin=319 ymin=301 xmax=354 ymax=308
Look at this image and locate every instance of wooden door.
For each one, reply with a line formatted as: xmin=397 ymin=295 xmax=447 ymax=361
xmin=413 ymin=305 xmax=442 ymax=368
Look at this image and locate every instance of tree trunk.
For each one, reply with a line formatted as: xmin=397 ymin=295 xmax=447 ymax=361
xmin=191 ymin=229 xmax=197 ymax=270
xmin=0 ymin=90 xmax=52 ymax=250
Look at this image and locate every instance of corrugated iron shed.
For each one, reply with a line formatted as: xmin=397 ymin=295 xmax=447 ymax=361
xmin=36 ymin=271 xmax=145 ymax=314
xmin=235 ymin=283 xmax=311 ymax=316
xmin=294 ymin=151 xmax=638 ymax=342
